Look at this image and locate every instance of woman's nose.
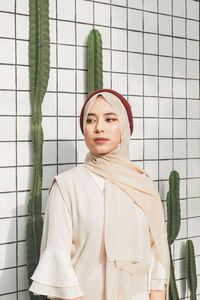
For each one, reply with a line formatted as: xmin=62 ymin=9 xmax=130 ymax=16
xmin=95 ymin=119 xmax=104 ymax=132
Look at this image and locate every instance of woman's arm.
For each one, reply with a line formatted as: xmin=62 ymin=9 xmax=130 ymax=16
xmin=61 ymin=297 xmax=83 ymax=300
xmin=149 ymin=283 xmax=167 ymax=300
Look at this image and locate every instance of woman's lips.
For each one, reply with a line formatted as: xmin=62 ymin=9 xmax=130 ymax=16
xmin=94 ymin=138 xmax=109 ymax=144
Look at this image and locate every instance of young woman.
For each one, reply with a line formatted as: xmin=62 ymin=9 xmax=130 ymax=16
xmin=29 ymin=89 xmax=170 ymax=300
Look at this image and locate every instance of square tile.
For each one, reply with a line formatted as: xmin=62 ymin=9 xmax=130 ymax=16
xmin=0 ymin=91 xmax=15 ymax=115
xmin=103 ymin=49 xmax=111 ymax=72
xmin=144 ymin=75 xmax=158 ymax=96
xmin=159 ymin=77 xmax=172 ymax=97
xmin=0 ymin=268 xmax=16 ymax=294
xmin=94 ymin=25 xmax=111 ymax=48
xmin=188 ymin=198 xmax=200 ymax=218
xmin=17 ymin=142 xmax=32 ymax=167
xmin=131 ymin=118 xmax=143 ymax=139
xmin=173 ymin=17 xmax=185 ymax=38
xmin=188 ymin=159 xmax=200 ymax=178
xmin=16 ymin=15 xmax=29 ymax=40
xmin=0 ymin=65 xmax=15 ymax=89
xmin=173 ymin=79 xmax=186 ymax=98
xmin=0 ymin=243 xmax=16 ymax=269
xmin=128 ymin=9 xmax=142 ymax=31
xmin=128 ymin=53 xmax=143 ymax=74
xmin=77 ymin=140 xmax=89 ymax=163
xmin=17 ymin=40 xmax=28 ymax=65
xmin=187 ymin=139 xmax=200 ymax=158
xmin=159 ymin=56 xmax=172 ymax=76
xmin=0 ymin=38 xmax=15 ymax=64
xmin=128 ymin=74 xmax=143 ymax=95
xmin=159 ymin=160 xmax=173 ymax=180
xmin=58 ymin=93 xmax=75 ymax=116
xmin=0 ymin=192 xmax=16 ymax=218
xmin=112 ymin=28 xmax=127 ymax=51
xmin=43 ymin=141 xmax=57 ymax=165
xmin=144 ymin=118 xmax=158 ymax=138
xmin=187 ymin=20 xmax=199 ymax=40
xmin=43 ymin=165 xmax=58 ymax=190
xmin=187 ymin=178 xmax=200 ymax=198
xmin=17 ymin=116 xmax=31 ymax=141
xmin=58 ymin=45 xmax=75 ymax=68
xmin=57 ymin=0 xmax=75 ymax=21
xmin=112 ymin=0 xmax=126 ymax=5
xmin=16 ymin=0 xmax=28 ymax=14
xmin=0 ymin=167 xmax=16 ymax=192
xmin=173 ymin=38 xmax=186 ymax=58
xmin=187 ymin=80 xmax=199 ymax=98
xmin=188 ymin=217 xmax=200 ymax=237
xmin=112 ymin=73 xmax=127 ymax=95
xmin=0 ymin=1 xmax=14 ymax=12
xmin=0 ymin=218 xmax=16 ymax=243
xmin=159 ymin=15 xmax=172 ymax=35
xmin=128 ymin=0 xmax=142 ymax=9
xmin=77 ymin=70 xmax=87 ymax=93
xmin=58 ymin=21 xmax=75 ymax=44
xmin=159 ymin=118 xmax=172 ymax=138
xmin=18 ymin=266 xmax=29 ymax=290
xmin=112 ymin=51 xmax=127 ymax=72
xmin=187 ymin=60 xmax=199 ymax=79
xmin=76 ymin=0 xmax=93 ymax=23
xmin=174 ymin=139 xmax=186 ymax=159
xmin=58 ymin=117 xmax=75 ymax=140
xmin=144 ymin=12 xmax=157 ymax=33
xmin=17 ymin=191 xmax=29 ymax=216
xmin=145 ymin=160 xmax=158 ymax=181
xmin=173 ymin=119 xmax=186 ymax=138
xmin=77 ymin=46 xmax=87 ymax=69
xmin=18 ymin=241 xmax=27 ymax=265
xmin=129 ymin=139 xmax=143 ymax=160
xmin=42 ymin=92 xmax=57 ymax=116
xmin=95 ymin=2 xmax=110 ymax=26
xmin=58 ymin=141 xmax=76 ymax=163
xmin=17 ymin=66 xmax=29 ymax=90
xmin=173 ymin=99 xmax=186 ymax=118
xmin=42 ymin=116 xmax=57 ymax=140
xmin=187 ymin=0 xmax=199 ymax=20
xmin=0 ymin=116 xmax=15 ymax=141
xmin=159 ymin=36 xmax=172 ymax=56
xmin=112 ymin=5 xmax=126 ymax=28
xmin=159 ymin=139 xmax=172 ymax=159
xmin=0 ymin=12 xmax=14 ymax=38
xmin=0 ymin=142 xmax=15 ymax=166
xmin=58 ymin=69 xmax=75 ymax=92
xmin=49 ymin=0 xmax=56 ymax=19
xmin=144 ymin=33 xmax=158 ymax=54
xmin=173 ymin=58 xmax=186 ymax=78
xmin=128 ymin=31 xmax=143 ymax=52
xmin=187 ymin=119 xmax=200 ymax=138
xmin=144 ymin=140 xmax=158 ymax=159
xmin=187 ymin=100 xmax=199 ymax=118
xmin=187 ymin=40 xmax=199 ymax=59
xmin=144 ymin=0 xmax=157 ymax=12
xmin=158 ymin=0 xmax=172 ymax=14
xmin=144 ymin=97 xmax=158 ymax=117
xmin=159 ymin=98 xmax=172 ymax=118
xmin=49 ymin=19 xmax=56 ymax=43
xmin=144 ymin=54 xmax=158 ymax=75
xmin=173 ymin=0 xmax=185 ymax=17
xmin=129 ymin=96 xmax=143 ymax=117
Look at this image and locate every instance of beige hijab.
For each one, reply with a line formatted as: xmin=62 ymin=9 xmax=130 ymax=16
xmin=82 ymin=91 xmax=170 ymax=297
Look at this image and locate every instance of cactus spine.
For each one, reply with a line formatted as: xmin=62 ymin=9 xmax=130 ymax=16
xmin=185 ymin=240 xmax=197 ymax=300
xmin=26 ymin=0 xmax=50 ymax=299
xmin=87 ymin=29 xmax=103 ymax=95
xmin=166 ymin=170 xmax=180 ymax=299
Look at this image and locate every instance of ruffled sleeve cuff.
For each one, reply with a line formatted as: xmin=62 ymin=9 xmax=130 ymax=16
xmin=29 ymin=248 xmax=84 ymax=299
xmin=147 ymin=251 xmax=167 ymax=294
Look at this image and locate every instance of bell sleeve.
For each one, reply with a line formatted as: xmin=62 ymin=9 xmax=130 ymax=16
xmin=147 ymin=228 xmax=167 ymax=294
xmin=29 ymin=179 xmax=84 ymax=299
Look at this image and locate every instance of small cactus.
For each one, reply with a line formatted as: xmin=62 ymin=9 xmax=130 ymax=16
xmin=185 ymin=240 xmax=197 ymax=300
xmin=87 ymin=29 xmax=103 ymax=95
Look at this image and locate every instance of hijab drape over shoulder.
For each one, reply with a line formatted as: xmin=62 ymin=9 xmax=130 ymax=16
xmin=80 ymin=89 xmax=170 ymax=299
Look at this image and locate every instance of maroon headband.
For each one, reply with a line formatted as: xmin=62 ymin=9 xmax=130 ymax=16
xmin=79 ymin=89 xmax=133 ymax=135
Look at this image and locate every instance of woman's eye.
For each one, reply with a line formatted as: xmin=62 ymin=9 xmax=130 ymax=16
xmin=86 ymin=119 xmax=94 ymax=123
xmin=106 ymin=118 xmax=117 ymax=122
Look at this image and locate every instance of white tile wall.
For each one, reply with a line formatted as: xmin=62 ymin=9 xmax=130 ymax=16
xmin=0 ymin=0 xmax=199 ymax=299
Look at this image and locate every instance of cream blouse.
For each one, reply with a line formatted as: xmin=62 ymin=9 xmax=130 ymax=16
xmin=29 ymin=166 xmax=167 ymax=300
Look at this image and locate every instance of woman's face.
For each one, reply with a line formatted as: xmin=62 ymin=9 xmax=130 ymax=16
xmin=84 ymin=96 xmax=121 ymax=155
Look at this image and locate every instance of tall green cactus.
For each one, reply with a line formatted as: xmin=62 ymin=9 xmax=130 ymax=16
xmin=87 ymin=29 xmax=103 ymax=95
xmin=166 ymin=170 xmax=180 ymax=299
xmin=185 ymin=240 xmax=197 ymax=300
xmin=26 ymin=1 xmax=50 ymax=299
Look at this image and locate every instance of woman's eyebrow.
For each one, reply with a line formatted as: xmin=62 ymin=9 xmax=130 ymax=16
xmin=87 ymin=112 xmax=117 ymax=116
